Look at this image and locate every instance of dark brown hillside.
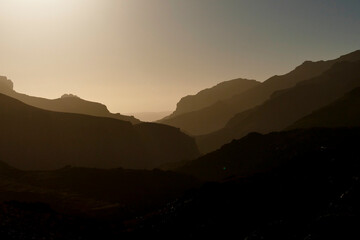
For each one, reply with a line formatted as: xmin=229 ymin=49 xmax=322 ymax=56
xmin=179 ymin=128 xmax=360 ymax=181
xmin=136 ymin=128 xmax=360 ymax=239
xmin=134 ymin=123 xmax=200 ymax=168
xmin=287 ymin=87 xmax=360 ymax=129
xmin=0 ymin=165 xmax=201 ymax=216
xmin=0 ymin=94 xmax=199 ymax=170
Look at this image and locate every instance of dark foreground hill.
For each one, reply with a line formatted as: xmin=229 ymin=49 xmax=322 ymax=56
xmin=0 ymin=93 xmax=199 ymax=170
xmin=288 ymin=87 xmax=360 ymax=129
xmin=0 ymin=76 xmax=140 ymax=124
xmin=160 ymin=50 xmax=360 ymax=135
xmin=198 ymin=60 xmax=360 ymax=154
xmin=131 ymin=127 xmax=360 ymax=239
xmin=0 ymin=163 xmax=201 ymax=240
xmin=0 ymin=128 xmax=359 ymax=239
xmin=180 ymin=128 xmax=360 ymax=181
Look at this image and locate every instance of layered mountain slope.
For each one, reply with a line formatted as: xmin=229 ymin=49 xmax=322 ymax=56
xmin=0 ymin=76 xmax=140 ymax=124
xmin=160 ymin=50 xmax=360 ymax=135
xmin=159 ymin=78 xmax=259 ymax=135
xmin=288 ymin=87 xmax=360 ymax=129
xmin=166 ymin=78 xmax=259 ymax=118
xmin=129 ymin=111 xmax=172 ymax=122
xmin=198 ymin=60 xmax=360 ymax=153
xmin=159 ymin=101 xmax=234 ymax=135
xmin=0 ymin=93 xmax=199 ymax=170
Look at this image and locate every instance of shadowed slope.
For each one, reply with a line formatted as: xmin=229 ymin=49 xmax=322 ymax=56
xmin=0 ymin=93 xmax=199 ymax=170
xmin=136 ymin=128 xmax=360 ymax=239
xmin=160 ymin=50 xmax=360 ymax=135
xmin=198 ymin=60 xmax=360 ymax=153
xmin=134 ymin=123 xmax=200 ymax=168
xmin=1 ymin=128 xmax=360 ymax=238
xmin=288 ymin=87 xmax=360 ymax=129
xmin=0 ymin=76 xmax=140 ymax=124
xmin=0 ymin=165 xmax=201 ymax=216
xmin=179 ymin=128 xmax=360 ymax=182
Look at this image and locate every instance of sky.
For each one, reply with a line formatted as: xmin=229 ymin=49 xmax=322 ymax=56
xmin=0 ymin=0 xmax=359 ymax=113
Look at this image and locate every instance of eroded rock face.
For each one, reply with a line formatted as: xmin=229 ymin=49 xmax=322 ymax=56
xmin=0 ymin=76 xmax=14 ymax=92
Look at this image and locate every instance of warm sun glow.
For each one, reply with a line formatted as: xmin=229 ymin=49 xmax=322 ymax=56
xmin=0 ymin=1 xmax=359 ymax=238
xmin=1 ymin=0 xmax=84 ymax=19
xmin=0 ymin=0 xmax=359 ymax=113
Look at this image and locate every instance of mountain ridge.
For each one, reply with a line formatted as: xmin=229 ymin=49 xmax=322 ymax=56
xmin=163 ymin=78 xmax=259 ymax=118
xmin=159 ymin=50 xmax=360 ymax=135
xmin=0 ymin=76 xmax=140 ymax=124
xmin=197 ymin=58 xmax=360 ymax=153
xmin=287 ymin=87 xmax=360 ymax=130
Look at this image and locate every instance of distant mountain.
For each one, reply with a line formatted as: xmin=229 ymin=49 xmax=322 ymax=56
xmin=159 ymin=101 xmax=234 ymax=136
xmin=166 ymin=78 xmax=259 ymax=117
xmin=159 ymin=78 xmax=259 ymax=134
xmin=0 ymin=93 xmax=199 ymax=170
xmin=0 ymin=76 xmax=140 ymax=124
xmin=288 ymin=87 xmax=360 ymax=129
xmin=129 ymin=111 xmax=172 ymax=122
xmin=198 ymin=60 xmax=360 ymax=153
xmin=160 ymin=50 xmax=360 ymax=135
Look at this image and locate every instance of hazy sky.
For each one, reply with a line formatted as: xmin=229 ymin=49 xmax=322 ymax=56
xmin=0 ymin=0 xmax=359 ymax=113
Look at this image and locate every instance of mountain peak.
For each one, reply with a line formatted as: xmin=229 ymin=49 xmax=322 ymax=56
xmin=163 ymin=78 xmax=260 ymax=120
xmin=0 ymin=76 xmax=14 ymax=91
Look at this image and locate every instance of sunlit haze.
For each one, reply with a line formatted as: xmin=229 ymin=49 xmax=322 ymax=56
xmin=0 ymin=0 xmax=359 ymax=113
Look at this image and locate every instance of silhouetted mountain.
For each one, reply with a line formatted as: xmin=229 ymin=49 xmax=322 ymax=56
xmin=198 ymin=60 xmax=360 ymax=153
xmin=159 ymin=78 xmax=259 ymax=134
xmin=0 ymin=93 xmax=199 ymax=170
xmin=288 ymin=87 xmax=360 ymax=129
xmin=134 ymin=128 xmax=360 ymax=239
xmin=159 ymin=50 xmax=360 ymax=135
xmin=128 ymin=111 xmax=172 ymax=122
xmin=0 ymin=76 xmax=140 ymax=124
xmin=165 ymin=78 xmax=259 ymax=118
xmin=181 ymin=128 xmax=360 ymax=181
xmin=0 ymin=76 xmax=13 ymax=94
xmin=159 ymin=101 xmax=234 ymax=135
xmin=134 ymin=123 xmax=200 ymax=167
